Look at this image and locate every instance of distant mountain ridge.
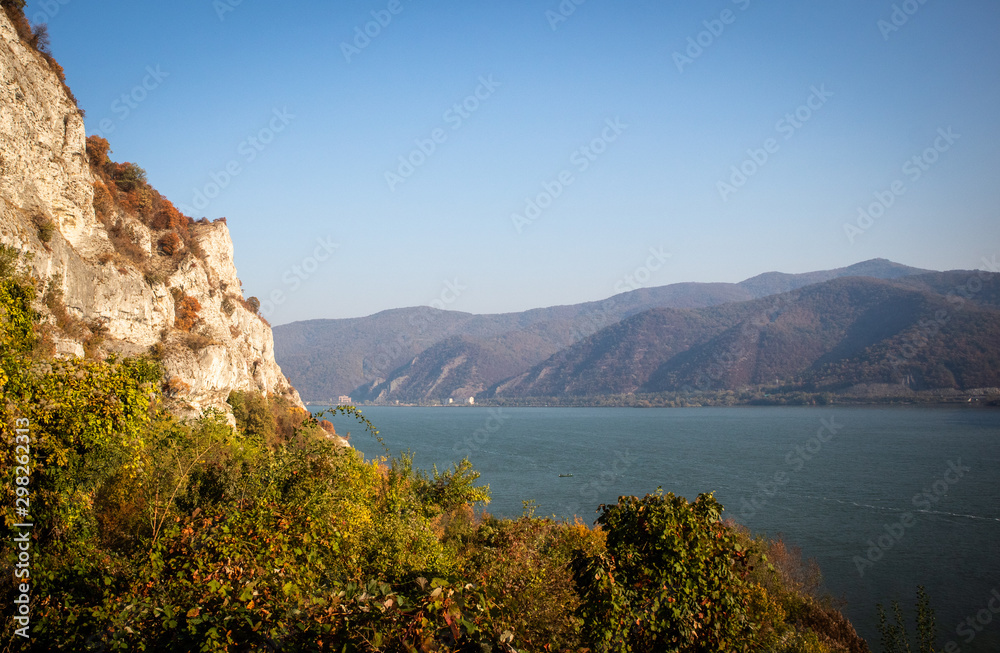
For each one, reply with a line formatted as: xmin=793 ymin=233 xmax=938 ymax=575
xmin=273 ymin=259 xmax=935 ymax=402
xmin=490 ymin=272 xmax=1000 ymax=399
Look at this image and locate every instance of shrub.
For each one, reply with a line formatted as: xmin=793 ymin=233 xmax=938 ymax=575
xmin=158 ymin=232 xmax=182 ymax=256
xmin=246 ymin=296 xmax=260 ymax=314
xmin=144 ymin=270 xmax=165 ymax=287
xmin=221 ymin=296 xmax=236 ymax=316
xmin=33 ymin=213 xmax=55 ymax=243
xmin=164 ymin=375 xmax=191 ymax=396
xmin=110 ymin=161 xmax=147 ymax=192
xmin=31 ymin=22 xmax=50 ymax=54
xmin=184 ymin=332 xmax=213 ymax=352
xmin=86 ymin=135 xmax=111 ymax=168
xmin=228 ymin=390 xmax=276 ymax=441
xmin=174 ymin=294 xmax=201 ymax=332
xmin=92 ymin=180 xmax=115 ymax=223
xmin=150 ymin=201 xmax=187 ymax=232
xmin=572 ymin=491 xmax=763 ymax=653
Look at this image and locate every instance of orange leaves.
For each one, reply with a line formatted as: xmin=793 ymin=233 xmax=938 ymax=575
xmin=174 ymin=294 xmax=201 ymax=332
xmin=151 ymin=201 xmax=188 ymax=233
xmin=86 ymin=135 xmax=111 ymax=168
xmin=158 ymin=232 xmax=182 ymax=257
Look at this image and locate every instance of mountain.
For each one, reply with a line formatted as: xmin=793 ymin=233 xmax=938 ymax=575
xmin=489 ymin=272 xmax=1000 ymax=399
xmin=274 ymin=259 xmax=931 ymax=402
xmin=0 ymin=9 xmax=300 ymax=416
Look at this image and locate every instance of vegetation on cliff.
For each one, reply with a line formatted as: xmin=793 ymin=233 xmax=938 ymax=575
xmin=0 ymin=0 xmax=80 ymax=111
xmin=0 ymin=248 xmax=872 ymax=651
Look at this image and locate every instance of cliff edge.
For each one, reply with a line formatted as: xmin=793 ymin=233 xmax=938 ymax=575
xmin=0 ymin=7 xmax=303 ymax=417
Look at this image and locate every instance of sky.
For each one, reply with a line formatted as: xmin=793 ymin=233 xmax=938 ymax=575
xmin=32 ymin=0 xmax=1000 ymax=323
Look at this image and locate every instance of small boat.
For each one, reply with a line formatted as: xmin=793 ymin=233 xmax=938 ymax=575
xmin=558 ymin=474 xmax=573 ymax=478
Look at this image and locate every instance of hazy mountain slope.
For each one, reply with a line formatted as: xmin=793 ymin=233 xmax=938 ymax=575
xmin=274 ymin=259 xmax=931 ymax=401
xmin=490 ymin=273 xmax=1000 ymax=398
xmin=736 ymin=258 xmax=930 ymax=296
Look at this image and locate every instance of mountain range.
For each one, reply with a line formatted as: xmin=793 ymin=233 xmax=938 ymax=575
xmin=273 ymin=259 xmax=1000 ymax=403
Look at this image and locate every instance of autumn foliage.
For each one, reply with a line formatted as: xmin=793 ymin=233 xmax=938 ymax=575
xmin=174 ymin=294 xmax=201 ymax=332
xmin=85 ymin=135 xmax=204 ymax=264
xmin=158 ymin=232 xmax=182 ymax=256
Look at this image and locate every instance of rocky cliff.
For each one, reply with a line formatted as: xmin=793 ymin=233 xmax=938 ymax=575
xmin=0 ymin=8 xmax=302 ymax=417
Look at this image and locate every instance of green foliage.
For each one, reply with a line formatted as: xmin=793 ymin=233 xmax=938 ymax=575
xmin=111 ymin=162 xmax=147 ymax=192
xmin=572 ymin=490 xmax=763 ymax=653
xmin=0 ymin=245 xmax=38 ymax=358
xmin=877 ymin=586 xmax=937 ymax=653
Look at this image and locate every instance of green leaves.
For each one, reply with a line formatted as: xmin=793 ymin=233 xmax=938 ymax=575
xmin=573 ymin=491 xmax=762 ymax=653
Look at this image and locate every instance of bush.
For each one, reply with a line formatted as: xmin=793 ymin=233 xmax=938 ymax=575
xmin=174 ymin=294 xmax=201 ymax=331
xmin=572 ymin=491 xmax=763 ymax=653
xmin=31 ymin=22 xmax=50 ymax=54
xmin=158 ymin=232 xmax=182 ymax=256
xmin=110 ymin=161 xmax=147 ymax=192
xmin=86 ymin=135 xmax=111 ymax=168
xmin=33 ymin=213 xmax=55 ymax=243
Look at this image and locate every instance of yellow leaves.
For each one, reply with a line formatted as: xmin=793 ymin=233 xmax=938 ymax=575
xmin=186 ymin=607 xmax=200 ymax=618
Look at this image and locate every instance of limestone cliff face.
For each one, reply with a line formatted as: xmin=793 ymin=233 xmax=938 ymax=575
xmin=0 ymin=10 xmax=302 ymax=417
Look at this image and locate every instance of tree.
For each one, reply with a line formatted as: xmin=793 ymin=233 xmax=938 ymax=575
xmin=86 ymin=135 xmax=111 ymax=168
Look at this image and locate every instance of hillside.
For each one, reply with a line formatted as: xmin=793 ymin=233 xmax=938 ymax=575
xmin=275 ymin=259 xmax=929 ymax=402
xmin=490 ymin=272 xmax=1000 ymax=400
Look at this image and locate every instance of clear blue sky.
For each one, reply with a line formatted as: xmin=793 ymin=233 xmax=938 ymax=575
xmin=34 ymin=0 xmax=1000 ymax=323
